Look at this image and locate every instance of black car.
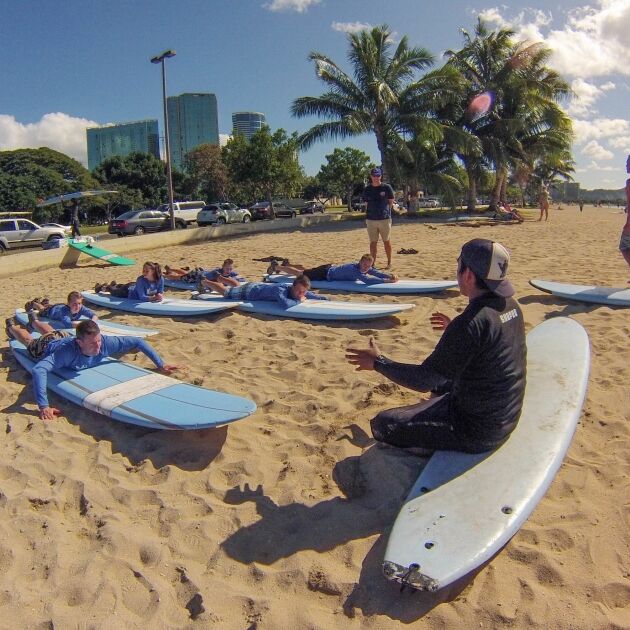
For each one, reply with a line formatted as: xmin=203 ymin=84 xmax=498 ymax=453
xmin=249 ymin=201 xmax=275 ymax=220
xmin=272 ymin=202 xmax=297 ymax=219
xmin=299 ymin=201 xmax=325 ymax=214
xmin=108 ymin=209 xmax=169 ymax=236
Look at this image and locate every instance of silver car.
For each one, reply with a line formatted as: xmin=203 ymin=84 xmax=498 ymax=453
xmin=0 ymin=218 xmax=66 ymax=252
xmin=197 ymin=202 xmax=251 ymax=226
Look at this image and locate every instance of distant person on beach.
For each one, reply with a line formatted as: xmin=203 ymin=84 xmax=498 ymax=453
xmin=620 ymin=153 xmax=630 ymax=274
xmin=496 ymin=202 xmax=524 ymax=223
xmin=68 ymin=199 xmax=81 ymax=237
xmin=24 ymin=291 xmax=97 ymax=328
xmin=579 ymin=199 xmax=584 ymax=212
xmin=362 ymin=167 xmax=395 ymax=268
xmin=346 ymin=238 xmax=526 ymax=454
xmin=95 ymin=261 xmax=164 ymax=302
xmin=538 ymin=184 xmax=550 ymax=221
xmin=200 ymin=275 xmax=328 ymax=309
xmin=5 ymin=319 xmax=178 ymax=422
xmin=267 ymin=253 xmax=399 ymax=284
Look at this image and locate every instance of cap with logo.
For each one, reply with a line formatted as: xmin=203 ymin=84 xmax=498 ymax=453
xmin=370 ymin=167 xmax=383 ymax=177
xmin=459 ymin=238 xmax=514 ymax=297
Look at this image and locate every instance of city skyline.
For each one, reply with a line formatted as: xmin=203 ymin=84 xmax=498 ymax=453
xmin=1 ymin=0 xmax=629 ymax=190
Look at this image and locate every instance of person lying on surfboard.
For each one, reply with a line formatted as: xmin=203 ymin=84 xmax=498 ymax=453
xmin=24 ymin=291 xmax=98 ymax=329
xmin=346 ymin=238 xmax=526 ymax=454
xmin=200 ymin=274 xmax=328 ymax=309
xmin=164 ymin=258 xmax=242 ymax=290
xmin=267 ymin=253 xmax=399 ymax=284
xmin=5 ymin=318 xmax=179 ymax=423
xmin=95 ymin=261 xmax=164 ymax=302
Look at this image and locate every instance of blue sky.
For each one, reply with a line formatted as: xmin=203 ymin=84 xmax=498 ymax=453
xmin=1 ymin=0 xmax=629 ymax=190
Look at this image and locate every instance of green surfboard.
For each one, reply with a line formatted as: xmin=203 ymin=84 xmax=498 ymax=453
xmin=68 ymin=239 xmax=135 ymax=266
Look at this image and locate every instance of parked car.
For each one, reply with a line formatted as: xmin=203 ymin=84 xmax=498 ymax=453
xmin=350 ymin=196 xmax=367 ymax=212
xmin=299 ymin=201 xmax=325 ymax=214
xmin=197 ymin=203 xmax=251 ymax=226
xmin=249 ymin=201 xmax=275 ymax=221
xmin=273 ymin=202 xmax=298 ymax=219
xmin=157 ymin=200 xmax=206 ymax=228
xmin=108 ymin=209 xmax=169 ymax=236
xmin=418 ymin=197 xmax=441 ymax=208
xmin=0 ymin=218 xmax=65 ymax=252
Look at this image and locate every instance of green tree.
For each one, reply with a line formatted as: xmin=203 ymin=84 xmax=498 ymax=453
xmin=317 ymin=147 xmax=373 ymax=210
xmin=293 ymin=25 xmax=460 ymax=180
xmin=184 ymin=143 xmax=230 ymax=201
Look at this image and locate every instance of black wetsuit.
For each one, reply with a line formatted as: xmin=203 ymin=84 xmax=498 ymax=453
xmin=372 ymin=293 xmax=527 ymax=453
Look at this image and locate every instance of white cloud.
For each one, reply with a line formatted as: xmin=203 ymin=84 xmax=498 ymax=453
xmin=582 ymin=139 xmax=614 ymax=160
xmin=566 ymin=78 xmax=605 ymax=116
xmin=479 ymin=1 xmax=630 ymax=79
xmin=572 ymin=117 xmax=630 ymax=143
xmin=263 ymin=0 xmax=320 ymax=12
xmin=332 ymin=21 xmax=374 ymax=34
xmin=600 ymin=81 xmax=616 ymax=90
xmin=0 ymin=112 xmax=98 ymax=166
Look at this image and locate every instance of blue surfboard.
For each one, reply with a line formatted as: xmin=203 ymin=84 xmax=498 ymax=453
xmin=265 ymin=274 xmax=458 ymax=295
xmin=10 ymin=339 xmax=256 ymax=430
xmin=81 ymin=290 xmax=241 ymax=317
xmin=193 ymin=292 xmax=414 ymax=321
xmin=14 ymin=308 xmax=159 ymax=337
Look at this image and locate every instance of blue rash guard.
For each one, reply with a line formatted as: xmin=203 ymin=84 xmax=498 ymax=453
xmin=128 ymin=276 xmax=164 ymax=301
xmin=45 ymin=304 xmax=96 ymax=328
xmin=32 ymin=335 xmax=165 ymax=408
xmin=326 ymin=263 xmax=390 ymax=284
xmin=227 ymin=282 xmax=328 ymax=309
xmin=203 ymin=267 xmax=240 ymax=281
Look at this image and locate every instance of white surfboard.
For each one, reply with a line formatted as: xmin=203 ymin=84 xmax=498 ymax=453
xmin=530 ymin=279 xmax=630 ymax=307
xmin=382 ymin=317 xmax=590 ymax=591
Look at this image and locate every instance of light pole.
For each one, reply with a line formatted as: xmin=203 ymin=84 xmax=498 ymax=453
xmin=151 ymin=49 xmax=176 ymax=230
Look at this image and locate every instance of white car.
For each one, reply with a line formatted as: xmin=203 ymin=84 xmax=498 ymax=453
xmin=41 ymin=222 xmax=72 ymax=233
xmin=197 ymin=202 xmax=251 ymax=226
xmin=418 ymin=197 xmax=440 ymax=208
xmin=0 ymin=218 xmax=66 ymax=252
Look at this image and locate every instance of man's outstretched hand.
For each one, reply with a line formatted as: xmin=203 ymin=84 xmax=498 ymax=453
xmin=346 ymin=336 xmax=382 ymax=371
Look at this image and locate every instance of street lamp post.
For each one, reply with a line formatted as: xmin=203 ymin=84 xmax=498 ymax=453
xmin=151 ymin=49 xmax=176 ymax=230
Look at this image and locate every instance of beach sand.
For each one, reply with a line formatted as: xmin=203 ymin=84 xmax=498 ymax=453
xmin=0 ymin=205 xmax=628 ymax=628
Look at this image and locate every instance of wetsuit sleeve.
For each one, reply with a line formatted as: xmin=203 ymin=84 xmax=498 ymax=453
xmin=31 ymin=346 xmax=75 ymax=408
xmin=276 ymin=289 xmax=299 ymax=309
xmin=374 ymin=356 xmax=450 ymax=392
xmin=103 ymin=336 xmax=165 ymax=368
xmin=305 ymin=291 xmax=328 ymax=301
xmin=132 ymin=276 xmax=150 ymax=300
xmin=367 ymin=267 xmax=390 ymax=280
xmin=79 ymin=305 xmax=97 ymax=320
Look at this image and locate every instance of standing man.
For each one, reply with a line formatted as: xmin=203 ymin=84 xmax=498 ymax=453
xmin=362 ymin=167 xmax=395 ymax=268
xmin=620 ymin=153 xmax=630 ymax=272
xmin=346 ymin=238 xmax=526 ymax=454
xmin=69 ymin=198 xmax=81 ymax=238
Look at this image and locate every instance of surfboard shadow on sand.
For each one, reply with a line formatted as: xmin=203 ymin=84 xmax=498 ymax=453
xmin=220 ymin=441 xmax=492 ymax=621
xmin=0 ymin=348 xmax=228 ymax=471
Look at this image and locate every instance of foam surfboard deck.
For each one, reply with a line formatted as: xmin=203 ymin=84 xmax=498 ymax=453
xmin=383 ymin=317 xmax=590 ymax=591
xmin=265 ymin=274 xmax=457 ymax=295
xmin=68 ymin=240 xmax=135 ymax=265
xmin=193 ymin=292 xmax=414 ymax=321
xmin=81 ymin=290 xmax=241 ymax=317
xmin=164 ymin=277 xmax=246 ymax=291
xmin=10 ymin=339 xmax=256 ymax=430
xmin=530 ymin=279 xmax=630 ymax=307
xmin=14 ymin=308 xmax=159 ymax=338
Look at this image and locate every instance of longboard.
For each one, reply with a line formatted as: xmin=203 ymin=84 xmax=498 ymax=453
xmin=383 ymin=317 xmax=590 ymax=591
xmin=14 ymin=308 xmax=159 ymax=338
xmin=68 ymin=239 xmax=135 ymax=266
xmin=10 ymin=339 xmax=256 ymax=430
xmin=529 ymin=278 xmax=630 ymax=307
xmin=164 ymin=277 xmax=246 ymax=291
xmin=265 ymin=274 xmax=457 ymax=295
xmin=193 ymin=292 xmax=414 ymax=321
xmin=81 ymin=291 xmax=241 ymax=317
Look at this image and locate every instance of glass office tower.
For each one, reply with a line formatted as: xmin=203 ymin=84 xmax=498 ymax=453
xmin=86 ymin=120 xmax=160 ymax=170
xmin=232 ymin=112 xmax=266 ymax=140
xmin=167 ymin=93 xmax=219 ymax=170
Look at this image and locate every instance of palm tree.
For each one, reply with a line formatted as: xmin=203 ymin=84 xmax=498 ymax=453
xmin=292 ymin=25 xmax=461 ymax=181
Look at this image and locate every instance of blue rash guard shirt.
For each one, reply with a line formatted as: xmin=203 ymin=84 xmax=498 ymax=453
xmin=227 ymin=282 xmax=327 ymax=309
xmin=128 ymin=276 xmax=164 ymax=300
xmin=326 ymin=263 xmax=390 ymax=284
xmin=203 ymin=267 xmax=240 ymax=281
xmin=45 ymin=304 xmax=96 ymax=328
xmin=32 ymin=335 xmax=165 ymax=408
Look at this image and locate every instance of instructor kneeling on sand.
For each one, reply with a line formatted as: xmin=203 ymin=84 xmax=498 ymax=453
xmin=346 ymin=238 xmax=526 ymax=454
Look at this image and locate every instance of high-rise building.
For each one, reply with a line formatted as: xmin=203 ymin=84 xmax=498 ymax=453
xmin=167 ymin=93 xmax=219 ymax=170
xmin=232 ymin=111 xmax=266 ymax=140
xmin=86 ymin=120 xmax=160 ymax=171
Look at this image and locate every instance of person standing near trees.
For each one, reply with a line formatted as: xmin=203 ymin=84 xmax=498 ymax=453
xmin=538 ymin=184 xmax=550 ymax=221
xmin=68 ymin=198 xmax=81 ymax=237
xmin=362 ymin=167 xmax=395 ymax=268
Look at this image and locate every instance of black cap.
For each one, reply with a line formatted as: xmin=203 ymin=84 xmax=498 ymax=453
xmin=460 ymin=238 xmax=515 ymax=297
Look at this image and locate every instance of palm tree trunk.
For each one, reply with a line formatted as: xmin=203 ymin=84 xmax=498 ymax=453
xmin=465 ymin=163 xmax=477 ymax=212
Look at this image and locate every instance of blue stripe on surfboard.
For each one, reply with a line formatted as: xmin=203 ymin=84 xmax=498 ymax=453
xmin=529 ymin=279 xmax=630 ymax=307
xmin=81 ymin=291 xmax=240 ymax=316
xmin=14 ymin=309 xmax=159 ymax=337
xmin=193 ymin=292 xmax=414 ymax=320
xmin=10 ymin=340 xmax=256 ymax=430
xmin=265 ymin=274 xmax=458 ymax=294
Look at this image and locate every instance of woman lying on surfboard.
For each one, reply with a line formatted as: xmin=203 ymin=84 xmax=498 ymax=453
xmin=268 ymin=253 xmax=399 ymax=284
xmin=95 ymin=261 xmax=164 ymax=302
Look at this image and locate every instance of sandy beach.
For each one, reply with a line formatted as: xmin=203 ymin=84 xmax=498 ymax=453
xmin=0 ymin=205 xmax=629 ymax=629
